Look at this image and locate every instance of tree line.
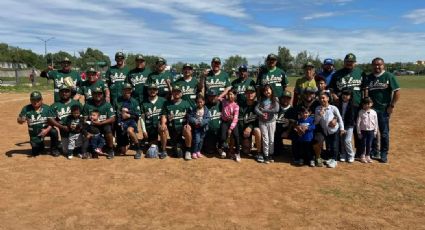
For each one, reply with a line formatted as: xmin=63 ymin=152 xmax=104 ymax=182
xmin=1 ymin=42 xmax=424 ymax=75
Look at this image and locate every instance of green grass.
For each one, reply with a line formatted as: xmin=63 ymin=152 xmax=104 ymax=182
xmin=0 ymin=77 xmax=53 ymax=92
xmin=395 ymin=75 xmax=425 ymax=89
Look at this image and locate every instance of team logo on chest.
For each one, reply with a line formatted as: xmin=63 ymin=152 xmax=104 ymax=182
xmin=110 ymin=72 xmax=126 ymax=82
xmin=206 ymin=78 xmax=225 ymax=88
xmin=146 ymin=106 xmax=162 ymax=119
xmin=210 ymin=109 xmax=221 ymax=120
xmin=131 ymin=75 xmax=147 ymax=85
xmin=29 ymin=114 xmax=47 ymax=126
xmin=262 ymin=74 xmax=281 ymax=85
xmin=57 ymin=107 xmax=71 ymax=120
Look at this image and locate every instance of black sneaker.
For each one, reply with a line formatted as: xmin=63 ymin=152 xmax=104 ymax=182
xmin=264 ymin=155 xmax=270 ymax=164
xmin=107 ymin=150 xmax=115 ymax=159
xmin=159 ymin=151 xmax=168 ymax=159
xmin=175 ymin=146 xmax=183 ymax=158
xmin=134 ymin=150 xmax=142 ymax=160
xmin=51 ymin=149 xmax=60 ymax=157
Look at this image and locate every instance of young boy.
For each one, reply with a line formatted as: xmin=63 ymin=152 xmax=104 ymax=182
xmin=64 ymin=105 xmax=84 ymax=159
xmin=82 ymin=110 xmax=106 ymax=159
xmin=292 ymin=106 xmax=315 ymax=166
xmin=17 ymin=91 xmax=60 ymax=157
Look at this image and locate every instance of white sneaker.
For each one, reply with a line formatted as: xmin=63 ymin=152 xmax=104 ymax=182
xmin=67 ymin=154 xmax=73 ymax=159
xmin=219 ymin=149 xmax=226 ymax=159
xmin=348 ymin=157 xmax=355 ymax=163
xmin=309 ymin=160 xmax=315 ymax=167
xmin=184 ymin=151 xmax=191 ymax=161
xmin=327 ymin=159 xmax=337 ymax=168
xmin=235 ymin=153 xmax=241 ymax=162
xmin=340 ymin=158 xmax=346 ymax=162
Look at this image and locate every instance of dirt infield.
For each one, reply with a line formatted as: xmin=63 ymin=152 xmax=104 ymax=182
xmin=1 ymin=90 xmax=424 ymax=229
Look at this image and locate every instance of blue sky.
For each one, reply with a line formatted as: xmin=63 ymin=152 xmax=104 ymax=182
xmin=1 ymin=0 xmax=424 ymax=65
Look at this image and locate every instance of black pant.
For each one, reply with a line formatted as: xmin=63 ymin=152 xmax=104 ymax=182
xmin=219 ymin=120 xmax=240 ymax=153
xmin=30 ymin=128 xmax=59 ymax=155
xmin=292 ymin=140 xmax=313 ymax=162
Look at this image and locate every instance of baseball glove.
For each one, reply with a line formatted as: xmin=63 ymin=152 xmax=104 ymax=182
xmin=63 ymin=76 xmax=75 ymax=88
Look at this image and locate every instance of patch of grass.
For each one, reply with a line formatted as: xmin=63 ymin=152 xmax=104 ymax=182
xmin=396 ymin=75 xmax=425 ymax=89
xmin=0 ymin=77 xmax=53 ymax=93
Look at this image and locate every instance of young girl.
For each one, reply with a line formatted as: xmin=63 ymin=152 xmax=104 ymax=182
xmin=65 ymin=105 xmax=84 ymax=159
xmin=313 ymin=92 xmax=345 ymax=168
xmin=188 ymin=94 xmax=211 ymax=160
xmin=255 ymin=84 xmax=280 ymax=164
xmin=337 ymin=89 xmax=356 ymax=163
xmin=293 ymin=106 xmax=315 ymax=166
xmin=218 ymin=89 xmax=240 ymax=162
xmin=356 ymin=97 xmax=378 ymax=163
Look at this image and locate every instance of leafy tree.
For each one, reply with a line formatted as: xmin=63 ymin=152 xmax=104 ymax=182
xmin=223 ymin=55 xmax=248 ymax=73
xmin=46 ymin=51 xmax=76 ymax=68
xmin=277 ymin=46 xmax=294 ymax=72
xmin=76 ymin=48 xmax=110 ymax=71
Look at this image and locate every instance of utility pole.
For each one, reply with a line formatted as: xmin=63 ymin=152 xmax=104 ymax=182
xmin=36 ymin=36 xmax=55 ymax=66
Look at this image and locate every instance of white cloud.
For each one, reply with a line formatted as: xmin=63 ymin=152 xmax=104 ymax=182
xmin=404 ymin=9 xmax=425 ymax=24
xmin=0 ymin=0 xmax=424 ymax=64
xmin=303 ymin=12 xmax=336 ymax=20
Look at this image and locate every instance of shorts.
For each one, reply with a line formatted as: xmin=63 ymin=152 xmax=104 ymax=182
xmin=98 ymin=124 xmax=113 ymax=135
xmin=145 ymin=126 xmax=160 ymax=143
xmin=168 ymin=127 xmax=183 ymax=146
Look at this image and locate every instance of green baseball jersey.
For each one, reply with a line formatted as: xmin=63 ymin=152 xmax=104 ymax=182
xmin=329 ymin=67 xmax=365 ymax=105
xmin=47 ymin=69 xmax=81 ymax=102
xmin=114 ymin=96 xmax=142 ymax=118
xmin=362 ymin=72 xmax=400 ymax=113
xmin=294 ymin=77 xmax=317 ymax=95
xmin=82 ymin=99 xmax=115 ymax=122
xmin=50 ymin=99 xmax=82 ymax=124
xmin=206 ymin=102 xmax=222 ymax=133
xmin=162 ymin=99 xmax=191 ymax=130
xmin=141 ymin=96 xmax=166 ymax=129
xmin=126 ymin=67 xmax=152 ymax=103
xmin=64 ymin=116 xmax=84 ymax=134
xmin=105 ymin=65 xmax=130 ymax=102
xmin=78 ymin=80 xmax=108 ymax=102
xmin=205 ymin=71 xmax=231 ymax=95
xmin=173 ymin=76 xmax=199 ymax=108
xmin=19 ymin=104 xmax=55 ymax=143
xmin=231 ymin=77 xmax=256 ymax=105
xmin=238 ymin=101 xmax=258 ymax=130
xmin=256 ymin=67 xmax=288 ymax=98
xmin=146 ymin=71 xmax=172 ymax=97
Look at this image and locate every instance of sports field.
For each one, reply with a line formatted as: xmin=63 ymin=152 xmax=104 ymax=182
xmin=0 ymin=76 xmax=424 ymax=229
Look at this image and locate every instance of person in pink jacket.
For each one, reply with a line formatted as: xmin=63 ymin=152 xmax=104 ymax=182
xmin=218 ymin=88 xmax=241 ymax=162
xmin=357 ymin=97 xmax=379 ymax=163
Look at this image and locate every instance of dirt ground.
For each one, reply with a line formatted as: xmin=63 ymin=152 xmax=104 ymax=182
xmin=0 ymin=90 xmax=424 ymax=230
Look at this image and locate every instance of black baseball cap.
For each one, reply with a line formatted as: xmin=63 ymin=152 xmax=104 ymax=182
xmin=115 ymin=52 xmax=125 ymax=59
xmin=206 ymin=89 xmax=218 ymax=96
xmin=30 ymin=91 xmax=42 ymax=100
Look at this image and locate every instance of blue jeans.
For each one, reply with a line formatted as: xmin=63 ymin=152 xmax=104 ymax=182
xmin=340 ymin=127 xmax=354 ymax=160
xmin=373 ymin=111 xmax=390 ymax=161
xmin=193 ymin=128 xmax=206 ymax=153
xmin=360 ymin=130 xmax=374 ymax=156
xmin=89 ymin=134 xmax=105 ymax=150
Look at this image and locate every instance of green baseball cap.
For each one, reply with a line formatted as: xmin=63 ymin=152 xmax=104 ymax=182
xmin=282 ymin=90 xmax=292 ymax=98
xmin=61 ymin=57 xmax=71 ymax=63
xmin=59 ymin=84 xmax=72 ymax=91
xmin=182 ymin=63 xmax=193 ymax=69
xmin=123 ymin=83 xmax=133 ymax=90
xmin=135 ymin=55 xmax=145 ymax=61
xmin=172 ymin=85 xmax=182 ymax=92
xmin=344 ymin=53 xmax=356 ymax=62
xmin=156 ymin=57 xmax=166 ymax=64
xmin=115 ymin=52 xmax=125 ymax=59
xmin=30 ymin=91 xmax=42 ymax=100
xmin=305 ymin=87 xmax=318 ymax=94
xmin=266 ymin=53 xmax=278 ymax=60
xmin=303 ymin=61 xmax=315 ymax=69
xmin=245 ymin=85 xmax=256 ymax=92
xmin=211 ymin=57 xmax=221 ymax=63
xmin=92 ymin=87 xmax=103 ymax=93
xmin=86 ymin=67 xmax=96 ymax=74
xmin=147 ymin=83 xmax=159 ymax=89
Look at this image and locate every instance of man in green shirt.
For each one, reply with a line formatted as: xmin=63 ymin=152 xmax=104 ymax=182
xmin=231 ymin=65 xmax=256 ymax=105
xmin=159 ymin=86 xmax=192 ymax=158
xmin=140 ymin=84 xmax=167 ymax=158
xmin=114 ymin=83 xmax=143 ymax=159
xmin=126 ymin=55 xmax=151 ymax=103
xmin=293 ymin=62 xmax=317 ymax=106
xmin=17 ymin=91 xmax=60 ymax=157
xmin=82 ymin=87 xmax=116 ymax=159
xmin=41 ymin=57 xmax=82 ymax=102
xmin=363 ymin=57 xmax=400 ymax=163
xmin=78 ymin=67 xmax=110 ymax=103
xmin=172 ymin=63 xmax=199 ymax=108
xmin=105 ymin=52 xmax=130 ymax=105
xmin=147 ymin=57 xmax=172 ymax=99
xmin=200 ymin=57 xmax=231 ymax=98
xmin=256 ymin=53 xmax=288 ymax=98
xmin=329 ymin=53 xmax=366 ymax=106
xmin=49 ymin=85 xmax=83 ymax=154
